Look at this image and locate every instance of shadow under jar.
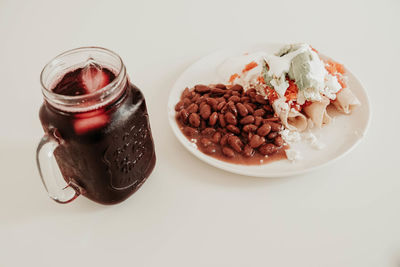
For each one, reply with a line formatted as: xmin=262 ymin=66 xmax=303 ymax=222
xmin=37 ymin=47 xmax=156 ymax=205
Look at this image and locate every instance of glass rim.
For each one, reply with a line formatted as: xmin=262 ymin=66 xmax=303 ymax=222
xmin=40 ymin=46 xmax=126 ymax=103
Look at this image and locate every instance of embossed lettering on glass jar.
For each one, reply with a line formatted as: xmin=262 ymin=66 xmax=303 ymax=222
xmin=37 ymin=47 xmax=156 ymax=204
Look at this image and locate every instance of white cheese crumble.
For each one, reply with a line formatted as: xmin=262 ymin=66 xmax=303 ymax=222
xmin=280 ymin=128 xmax=325 ymax=161
xmin=272 ymin=97 xmax=290 ymax=115
xmin=297 ymin=86 xmax=322 ymax=104
xmin=322 ymin=74 xmax=342 ymax=100
xmin=302 ymin=132 xmax=326 ymax=150
xmin=285 ymin=149 xmax=302 ymax=162
xmin=280 ymin=129 xmax=301 ymax=144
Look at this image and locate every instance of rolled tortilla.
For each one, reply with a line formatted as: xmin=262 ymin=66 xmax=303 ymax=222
xmin=272 ymin=98 xmax=308 ymax=132
xmin=287 ymin=110 xmax=308 ymax=131
xmin=332 ymin=87 xmax=360 ymax=114
xmin=303 ymin=96 xmax=331 ymax=128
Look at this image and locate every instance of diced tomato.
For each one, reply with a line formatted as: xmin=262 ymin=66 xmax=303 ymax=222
xmin=302 ymin=101 xmax=313 ymax=108
xmin=285 ymin=79 xmax=298 ymax=101
xmin=81 ymin=67 xmax=110 ymax=93
xmin=310 ymin=45 xmax=319 ymax=53
xmin=324 ymin=59 xmax=347 ymax=91
xmin=325 ymin=64 xmax=334 ymax=75
xmin=263 ymin=86 xmax=279 ymax=103
xmin=242 ymin=61 xmax=258 ymax=73
xmin=325 ymin=60 xmax=345 ymax=75
xmin=229 ymin=73 xmax=239 ymax=83
xmin=290 ymin=102 xmax=302 ymax=112
xmin=74 ymin=110 xmax=108 ymax=134
xmin=335 ymin=63 xmax=345 ymax=74
xmin=257 ymin=75 xmax=265 ymax=84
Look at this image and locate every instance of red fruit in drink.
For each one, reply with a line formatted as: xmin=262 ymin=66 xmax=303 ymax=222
xmin=74 ymin=112 xmax=109 ymax=134
xmin=81 ymin=64 xmax=111 ymax=93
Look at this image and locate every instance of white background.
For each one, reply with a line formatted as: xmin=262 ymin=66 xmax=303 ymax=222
xmin=0 ymin=0 xmax=399 ymax=266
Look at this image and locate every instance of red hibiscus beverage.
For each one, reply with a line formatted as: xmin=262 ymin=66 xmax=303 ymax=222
xmin=37 ymin=47 xmax=156 ymax=204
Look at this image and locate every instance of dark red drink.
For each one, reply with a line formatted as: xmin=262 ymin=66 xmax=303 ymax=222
xmin=37 ymin=47 xmax=156 ymax=205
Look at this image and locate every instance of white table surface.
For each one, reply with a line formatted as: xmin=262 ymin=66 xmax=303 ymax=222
xmin=1 ymin=0 xmax=399 ymax=266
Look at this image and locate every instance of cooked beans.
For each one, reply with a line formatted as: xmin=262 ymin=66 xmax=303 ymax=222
xmin=209 ymin=112 xmax=218 ymax=126
xmin=267 ymin=132 xmax=278 ymax=139
xmin=200 ymin=137 xmax=212 ymax=147
xmin=188 ymin=113 xmax=200 ymax=127
xmin=243 ymin=145 xmax=255 ymax=157
xmin=175 ymin=100 xmax=185 ymax=111
xmin=255 ymin=94 xmax=268 ymax=104
xmin=274 ymin=136 xmax=284 ymax=147
xmin=236 ymin=103 xmax=248 ymax=117
xmin=180 ymin=109 xmax=189 ymax=123
xmin=228 ymin=135 xmax=243 ymax=153
xmin=200 ymin=104 xmax=212 ymax=119
xmin=254 ymin=109 xmax=266 ymax=117
xmin=243 ymin=124 xmax=258 ymax=133
xmin=269 ymin=122 xmax=282 ymax=132
xmin=226 ymin=125 xmax=240 ymax=134
xmin=201 ymin=128 xmax=216 ymax=136
xmin=222 ymin=147 xmax=235 ymax=158
xmin=259 ymin=143 xmax=277 ymax=156
xmin=176 ymin=84 xmax=285 ymax=160
xmin=228 ymin=101 xmax=238 ymax=117
xmin=182 ymin=97 xmax=191 ymax=106
xmin=254 ymin=116 xmax=263 ymax=126
xmin=224 ymin=112 xmax=237 ymax=125
xmin=244 ymin=103 xmax=254 ymax=114
xmin=220 ymin=133 xmax=231 ymax=146
xmin=228 ymin=95 xmax=241 ymax=103
xmin=240 ymin=115 xmax=255 ymax=125
xmin=212 ymin=132 xmax=222 ymax=143
xmin=206 ymin=98 xmax=218 ymax=110
xmin=187 ymin=103 xmax=199 ymax=113
xmin=257 ymin=124 xmax=271 ymax=137
xmin=249 ymin=134 xmax=265 ymax=148
xmin=218 ymin=113 xmax=226 ymax=127
xmin=194 ymin=84 xmax=211 ymax=94
xmin=217 ymin=101 xmax=226 ymax=111
xmin=212 ymin=88 xmax=226 ymax=95
xmin=183 ymin=126 xmax=198 ymax=137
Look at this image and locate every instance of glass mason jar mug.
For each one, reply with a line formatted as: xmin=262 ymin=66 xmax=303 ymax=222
xmin=37 ymin=47 xmax=156 ymax=205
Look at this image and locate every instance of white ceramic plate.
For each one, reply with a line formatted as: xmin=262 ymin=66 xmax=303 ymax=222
xmin=167 ymin=43 xmax=370 ymax=177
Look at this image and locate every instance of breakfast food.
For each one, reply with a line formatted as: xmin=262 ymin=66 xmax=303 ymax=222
xmin=175 ymin=84 xmax=287 ymax=164
xmin=175 ymin=43 xmax=360 ymax=164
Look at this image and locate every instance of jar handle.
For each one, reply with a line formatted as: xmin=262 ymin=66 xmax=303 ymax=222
xmin=36 ymin=130 xmax=80 ymax=203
